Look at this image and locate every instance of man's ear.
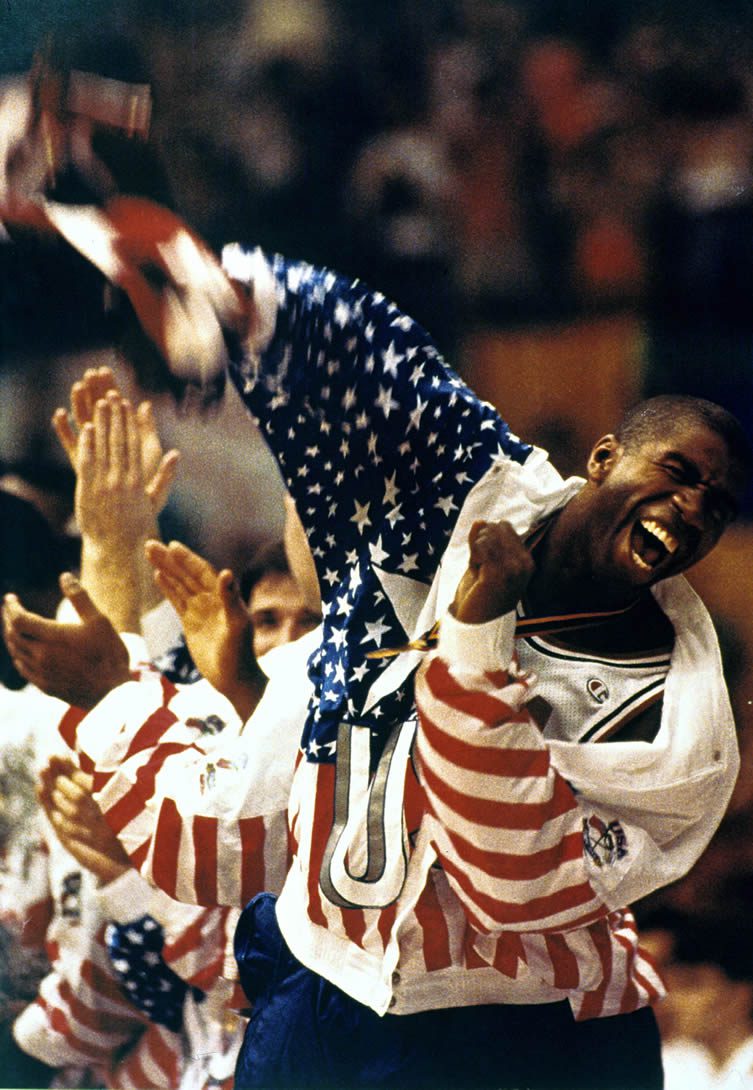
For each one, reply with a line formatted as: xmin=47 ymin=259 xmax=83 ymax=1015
xmin=587 ymin=435 xmax=622 ymax=483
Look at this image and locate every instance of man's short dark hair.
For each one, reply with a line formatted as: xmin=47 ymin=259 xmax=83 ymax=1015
xmin=617 ymin=395 xmax=752 ymax=486
xmin=240 ymin=541 xmax=290 ymax=604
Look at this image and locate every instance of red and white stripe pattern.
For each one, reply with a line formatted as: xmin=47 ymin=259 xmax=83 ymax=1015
xmin=415 ymin=654 xmax=604 ymax=934
xmin=59 ymin=645 xmax=664 ymax=1020
xmin=14 ymin=916 xmax=183 ymax=1085
xmin=60 ymin=676 xmax=293 ymax=910
xmin=413 ymin=646 xmax=664 ymax=1016
xmin=280 ymin=717 xmax=663 ymax=1019
xmin=107 ymin=1022 xmax=182 ymax=1090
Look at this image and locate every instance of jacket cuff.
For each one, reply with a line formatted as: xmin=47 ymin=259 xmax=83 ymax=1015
xmin=436 ymin=610 xmax=517 ymax=675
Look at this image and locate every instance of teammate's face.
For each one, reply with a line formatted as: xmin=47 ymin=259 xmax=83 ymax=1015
xmin=248 ymin=572 xmax=321 ymax=659
xmin=584 ymin=421 xmax=742 ymax=589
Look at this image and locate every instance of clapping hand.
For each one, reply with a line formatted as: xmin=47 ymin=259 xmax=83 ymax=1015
xmin=145 ymin=539 xmax=264 ymax=721
xmin=2 ymin=573 xmax=130 ymax=709
xmin=38 ymin=756 xmax=131 ymax=885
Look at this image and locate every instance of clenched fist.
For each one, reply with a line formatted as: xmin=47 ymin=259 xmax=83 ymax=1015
xmin=451 ymin=520 xmax=534 ymax=624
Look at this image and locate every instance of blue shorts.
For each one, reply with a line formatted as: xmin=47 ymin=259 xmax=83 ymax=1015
xmin=234 ymin=893 xmax=663 ymax=1090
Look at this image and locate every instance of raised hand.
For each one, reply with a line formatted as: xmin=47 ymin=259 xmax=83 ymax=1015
xmin=74 ymin=393 xmax=177 ymax=547
xmin=2 ymin=573 xmax=130 ymax=709
xmin=145 ymin=539 xmax=264 ymax=721
xmin=38 ymin=757 xmax=130 ymax=886
xmin=451 ymin=520 xmax=534 ymax=625
xmin=54 ymin=376 xmax=180 ymax=630
xmin=52 ymin=366 xmax=179 ymax=515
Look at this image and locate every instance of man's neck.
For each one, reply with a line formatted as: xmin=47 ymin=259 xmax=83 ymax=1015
xmin=526 ymin=500 xmax=640 ymax=616
xmin=523 ymin=502 xmax=674 ymax=654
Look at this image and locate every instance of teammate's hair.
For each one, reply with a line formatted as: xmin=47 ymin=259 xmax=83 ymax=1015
xmin=617 ymin=395 xmax=752 ymax=483
xmin=240 ymin=541 xmax=290 ymax=604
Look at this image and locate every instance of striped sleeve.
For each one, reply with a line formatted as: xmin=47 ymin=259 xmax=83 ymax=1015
xmin=60 ymin=675 xmax=295 ymax=909
xmin=414 ymin=611 xmax=607 ymax=935
xmin=107 ymin=1022 xmax=183 ymax=1090
xmin=13 ymin=919 xmax=156 ymax=1073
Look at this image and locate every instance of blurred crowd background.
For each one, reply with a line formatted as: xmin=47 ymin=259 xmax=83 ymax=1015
xmin=2 ymin=2 xmax=753 ymax=1082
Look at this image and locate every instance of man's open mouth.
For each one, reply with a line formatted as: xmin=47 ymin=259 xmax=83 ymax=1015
xmin=630 ymin=518 xmax=679 ymax=573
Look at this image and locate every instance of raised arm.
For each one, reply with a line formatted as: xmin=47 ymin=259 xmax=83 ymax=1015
xmin=52 ymin=367 xmax=179 ymax=631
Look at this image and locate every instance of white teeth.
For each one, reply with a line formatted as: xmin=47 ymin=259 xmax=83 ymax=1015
xmin=631 ymin=550 xmax=653 ymax=572
xmin=640 ymin=518 xmax=678 ymax=555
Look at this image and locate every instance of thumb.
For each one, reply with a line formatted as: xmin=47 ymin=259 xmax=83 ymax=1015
xmin=219 ymin=568 xmax=245 ymax=611
xmin=59 ymin=573 xmax=101 ymax=623
xmin=145 ymin=449 xmax=180 ymax=513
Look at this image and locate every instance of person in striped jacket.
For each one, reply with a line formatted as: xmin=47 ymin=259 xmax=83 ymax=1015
xmin=2 ymin=201 xmax=750 ymax=1088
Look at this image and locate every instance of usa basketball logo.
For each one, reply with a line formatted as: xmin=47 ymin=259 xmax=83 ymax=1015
xmin=587 ymin=678 xmax=609 ymax=704
xmin=583 ymin=815 xmax=628 ymax=868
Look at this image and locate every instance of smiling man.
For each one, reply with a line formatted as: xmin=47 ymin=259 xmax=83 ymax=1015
xmin=502 ymin=396 xmax=748 ymax=745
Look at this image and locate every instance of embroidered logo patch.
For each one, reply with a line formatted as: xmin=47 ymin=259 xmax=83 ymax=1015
xmin=186 ymin=714 xmax=227 ymax=735
xmin=583 ymin=815 xmax=628 ymax=868
xmin=586 ymin=678 xmax=609 ymax=704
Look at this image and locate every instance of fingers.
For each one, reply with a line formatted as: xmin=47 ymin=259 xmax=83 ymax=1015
xmin=51 ymin=407 xmax=78 ymax=465
xmin=146 ymin=539 xmax=217 ymax=595
xmin=146 ymin=539 xmax=222 ymax=618
xmin=70 ymin=768 xmax=94 ymax=793
xmin=452 ymin=520 xmax=533 ymax=625
xmin=3 ymin=592 xmax=58 ymax=643
xmin=2 ymin=594 xmax=40 ymax=681
xmin=59 ymin=572 xmax=102 ymax=624
xmin=153 ymin=568 xmax=190 ymax=613
xmin=93 ymin=392 xmax=138 ymax=481
xmin=71 ymin=367 xmax=119 ymax=428
xmin=467 ymin=520 xmax=502 ymax=567
xmin=144 ymin=448 xmax=180 ymax=512
xmin=49 ymin=787 xmax=89 ymax=826
xmin=68 ymin=373 xmax=152 ymax=492
xmin=218 ymin=568 xmax=245 ymax=613
xmin=136 ymin=398 xmax=157 ymax=436
xmin=38 ymin=763 xmax=98 ymax=829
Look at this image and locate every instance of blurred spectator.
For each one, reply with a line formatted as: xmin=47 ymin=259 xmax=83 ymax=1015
xmin=642 ymin=912 xmax=753 ymax=1089
xmin=643 ymin=69 xmax=753 ymax=515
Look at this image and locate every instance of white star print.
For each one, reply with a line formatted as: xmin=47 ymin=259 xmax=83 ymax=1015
xmin=386 ymin=504 xmax=404 ymax=528
xmin=383 ymin=472 xmax=400 ymax=506
xmin=361 ymin=616 xmax=391 ymax=647
xmin=336 ymin=594 xmax=353 ymax=617
xmin=398 ymin=553 xmax=419 ymax=573
xmin=369 ymin=535 xmax=390 ymax=565
xmin=375 ymin=384 xmax=400 ymax=418
xmin=382 ymin=341 xmax=403 ymax=378
xmin=409 ymin=361 xmax=425 ymax=386
xmin=350 ymin=661 xmax=369 ymax=683
xmin=351 ymin=499 xmax=372 ymax=534
xmin=435 ymin=494 xmax=458 ymax=517
xmin=407 ymin=395 xmax=428 ymax=432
